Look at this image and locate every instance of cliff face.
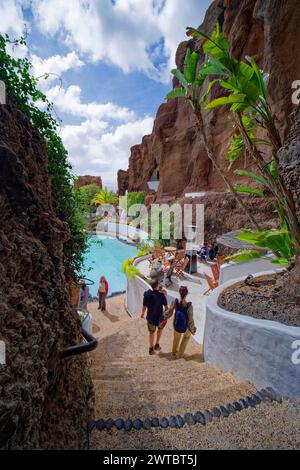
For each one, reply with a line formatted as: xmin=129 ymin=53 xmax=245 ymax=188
xmin=118 ymin=0 xmax=300 ymax=201
xmin=74 ymin=175 xmax=102 ymax=189
xmin=0 ymin=98 xmax=94 ymax=449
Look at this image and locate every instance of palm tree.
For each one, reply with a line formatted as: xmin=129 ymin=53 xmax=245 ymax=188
xmin=92 ymin=187 xmax=118 ymax=205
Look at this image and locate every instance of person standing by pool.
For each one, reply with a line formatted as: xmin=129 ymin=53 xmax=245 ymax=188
xmin=141 ymin=280 xmax=168 ymax=355
xmin=166 ymin=286 xmax=196 ymax=359
xmin=98 ymin=276 xmax=109 ymax=311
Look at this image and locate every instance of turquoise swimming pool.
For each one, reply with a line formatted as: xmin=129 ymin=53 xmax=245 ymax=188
xmin=82 ymin=235 xmax=138 ymax=297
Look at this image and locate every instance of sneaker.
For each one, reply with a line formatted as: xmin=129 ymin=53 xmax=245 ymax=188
xmin=149 ymin=347 xmax=155 ymax=355
xmin=154 ymin=343 xmax=162 ymax=352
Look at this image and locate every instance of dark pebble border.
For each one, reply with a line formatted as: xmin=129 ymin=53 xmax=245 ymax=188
xmin=87 ymin=387 xmax=283 ymax=434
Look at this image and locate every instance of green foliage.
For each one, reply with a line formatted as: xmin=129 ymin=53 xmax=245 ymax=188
xmin=121 ymin=191 xmax=146 ymax=211
xmin=137 ymin=241 xmax=153 ymax=254
xmin=233 ymin=185 xmax=264 ymax=197
xmin=225 ymin=249 xmax=262 ymax=264
xmin=184 ymin=48 xmax=200 ymax=83
xmin=0 ymin=34 xmax=88 ymax=274
xmin=267 ymin=160 xmax=279 ymax=180
xmin=121 ymin=256 xmax=143 ymax=281
xmin=78 ymin=184 xmax=101 ymax=210
xmin=166 ymin=87 xmax=187 ymax=100
xmin=235 ymin=227 xmax=295 ymax=266
xmin=92 ymin=187 xmax=118 ymax=205
xmin=121 ymin=258 xmax=134 ymax=273
xmin=183 ymin=22 xmax=269 ymax=118
xmin=126 ymin=265 xmax=142 ymax=281
xmin=234 ymin=170 xmax=269 ymax=188
xmin=167 ymin=20 xmax=300 ymax=263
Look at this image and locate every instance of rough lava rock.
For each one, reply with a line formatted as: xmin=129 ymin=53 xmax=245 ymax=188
xmin=117 ymin=0 xmax=300 ymax=240
xmin=0 ymin=97 xmax=94 ymax=450
xmin=74 ymin=175 xmax=102 ymax=189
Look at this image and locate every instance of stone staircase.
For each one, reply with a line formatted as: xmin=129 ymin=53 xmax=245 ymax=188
xmin=87 ymin=296 xmax=299 ymax=450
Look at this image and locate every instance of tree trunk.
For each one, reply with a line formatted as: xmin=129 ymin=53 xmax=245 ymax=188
xmin=276 ymin=106 xmax=300 ymax=302
xmin=194 ymin=106 xmax=261 ymax=231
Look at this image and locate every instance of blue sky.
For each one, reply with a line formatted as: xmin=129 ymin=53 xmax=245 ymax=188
xmin=0 ymin=0 xmax=211 ymax=189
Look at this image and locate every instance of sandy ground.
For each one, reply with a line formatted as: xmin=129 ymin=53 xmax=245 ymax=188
xmin=87 ymin=295 xmax=300 ymax=450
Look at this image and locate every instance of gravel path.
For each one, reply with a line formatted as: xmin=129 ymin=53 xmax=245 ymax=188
xmin=89 ymin=295 xmax=300 ymax=450
xmin=90 ymin=401 xmax=300 ymax=450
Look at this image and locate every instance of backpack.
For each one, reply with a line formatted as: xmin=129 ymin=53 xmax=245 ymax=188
xmin=174 ymin=299 xmax=191 ymax=333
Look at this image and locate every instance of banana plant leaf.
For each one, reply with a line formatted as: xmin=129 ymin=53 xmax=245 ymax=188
xmin=171 ymin=69 xmax=189 ymax=90
xmin=234 ymin=185 xmax=264 ymax=197
xmin=234 ymin=169 xmax=269 ymax=188
xmin=205 ymin=93 xmax=246 ymax=109
xmin=184 ymin=49 xmax=199 ymax=83
xmin=225 ymin=249 xmax=262 ymax=263
xmin=166 ymin=87 xmax=186 ymax=101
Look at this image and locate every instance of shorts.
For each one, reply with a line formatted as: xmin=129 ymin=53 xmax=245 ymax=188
xmin=147 ymin=321 xmax=164 ymax=334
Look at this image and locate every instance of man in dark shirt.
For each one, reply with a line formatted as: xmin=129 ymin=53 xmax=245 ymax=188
xmin=141 ymin=280 xmax=168 ymax=355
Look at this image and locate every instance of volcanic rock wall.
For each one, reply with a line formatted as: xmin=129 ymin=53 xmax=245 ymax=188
xmin=74 ymin=175 xmax=102 ymax=189
xmin=118 ymin=0 xmax=300 ymax=202
xmin=0 ymin=98 xmax=94 ymax=449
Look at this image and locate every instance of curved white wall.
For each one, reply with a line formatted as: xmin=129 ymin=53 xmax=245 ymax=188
xmin=97 ymin=221 xmax=149 ymax=242
xmin=219 ymin=255 xmax=284 ymax=285
xmin=204 ymin=274 xmax=300 ymax=398
xmin=125 ymin=255 xmax=151 ymax=317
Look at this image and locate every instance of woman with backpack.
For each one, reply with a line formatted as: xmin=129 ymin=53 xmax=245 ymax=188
xmin=167 ymin=286 xmax=196 ymax=359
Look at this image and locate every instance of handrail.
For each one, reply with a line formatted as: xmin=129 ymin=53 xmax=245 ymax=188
xmin=61 ymin=328 xmax=98 ymax=359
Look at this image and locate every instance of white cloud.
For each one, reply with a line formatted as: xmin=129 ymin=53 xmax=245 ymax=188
xmin=0 ymin=0 xmax=29 ymax=58
xmin=0 ymin=0 xmax=210 ymax=187
xmin=47 ymin=84 xmax=135 ymax=121
xmin=0 ymin=0 xmax=27 ymax=38
xmin=30 ymin=0 xmax=206 ymax=83
xmin=60 ymin=116 xmax=153 ymax=189
xmin=31 ymin=52 xmax=84 ymax=89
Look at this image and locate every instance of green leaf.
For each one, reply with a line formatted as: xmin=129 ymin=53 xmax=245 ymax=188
xmin=267 ymin=160 xmax=279 ymax=180
xmin=225 ymin=249 xmax=262 ymax=263
xmin=166 ymin=87 xmax=186 ymax=101
xmin=184 ymin=49 xmax=199 ymax=83
xmin=234 ymin=169 xmax=269 ymax=187
xmin=186 ymin=22 xmax=229 ymax=57
xmin=205 ymin=93 xmax=246 ymax=109
xmin=235 ymin=230 xmax=267 ymax=246
xmin=200 ymin=79 xmax=219 ymax=103
xmin=220 ymin=78 xmax=240 ymax=92
xmin=246 ymin=56 xmax=267 ymax=100
xmin=271 ymin=258 xmax=289 ymax=267
xmin=234 ymin=185 xmax=264 ymax=197
xmin=171 ymin=68 xmax=189 ymax=90
xmin=237 ymin=61 xmax=254 ymax=81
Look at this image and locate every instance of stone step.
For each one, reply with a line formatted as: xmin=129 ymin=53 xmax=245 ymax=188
xmin=91 ymin=365 xmax=223 ymax=384
xmin=93 ymin=383 xmax=254 ymax=420
xmin=93 ymin=377 xmax=251 ymax=405
xmin=91 ymin=354 xmax=204 ymax=368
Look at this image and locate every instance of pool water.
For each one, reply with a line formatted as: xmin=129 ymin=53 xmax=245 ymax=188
xmin=82 ymin=235 xmax=138 ymax=297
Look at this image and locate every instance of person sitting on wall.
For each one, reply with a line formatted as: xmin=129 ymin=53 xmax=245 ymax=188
xmin=198 ymin=243 xmax=208 ymax=262
xmin=141 ymin=279 xmax=168 ymax=355
xmin=150 ymin=259 xmax=164 ymax=283
xmin=162 ymin=253 xmax=176 ymax=287
xmin=208 ymin=243 xmax=217 ymax=261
